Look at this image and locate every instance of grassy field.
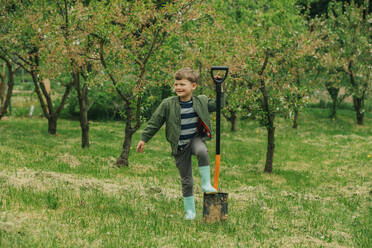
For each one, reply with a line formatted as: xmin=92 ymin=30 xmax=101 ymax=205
xmin=0 ymin=108 xmax=371 ymax=247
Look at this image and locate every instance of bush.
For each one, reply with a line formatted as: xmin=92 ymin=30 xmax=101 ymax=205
xmin=62 ymin=83 xmax=173 ymax=121
xmin=63 ymin=86 xmax=123 ymax=120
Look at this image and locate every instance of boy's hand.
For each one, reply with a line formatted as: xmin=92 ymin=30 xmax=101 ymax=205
xmin=213 ymin=76 xmax=224 ymax=92
xmin=136 ymin=140 xmax=146 ymax=153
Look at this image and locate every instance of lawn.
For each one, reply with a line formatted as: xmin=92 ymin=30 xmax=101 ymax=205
xmin=0 ymin=108 xmax=371 ymax=247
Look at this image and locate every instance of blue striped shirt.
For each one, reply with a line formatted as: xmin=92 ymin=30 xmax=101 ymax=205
xmin=178 ymin=100 xmax=198 ymax=148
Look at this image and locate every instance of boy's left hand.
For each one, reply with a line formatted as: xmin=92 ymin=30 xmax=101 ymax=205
xmin=213 ymin=76 xmax=224 ymax=92
xmin=136 ymin=140 xmax=145 ymax=153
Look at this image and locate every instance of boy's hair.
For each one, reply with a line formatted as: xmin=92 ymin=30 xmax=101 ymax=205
xmin=174 ymin=67 xmax=199 ymax=83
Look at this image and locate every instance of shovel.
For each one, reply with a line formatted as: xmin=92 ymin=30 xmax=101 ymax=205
xmin=203 ymin=66 xmax=229 ymax=223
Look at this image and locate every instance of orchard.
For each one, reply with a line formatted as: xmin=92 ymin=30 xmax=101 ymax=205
xmin=0 ymin=0 xmax=371 ymax=247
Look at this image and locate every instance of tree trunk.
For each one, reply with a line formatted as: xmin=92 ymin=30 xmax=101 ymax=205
xmin=292 ymin=106 xmax=298 ymax=129
xmin=259 ymin=50 xmax=275 ymax=173
xmin=264 ymin=119 xmax=275 ymax=173
xmin=21 ymin=67 xmax=24 ymax=83
xmin=0 ymin=58 xmax=15 ymax=119
xmin=353 ymin=96 xmax=364 ymax=125
xmin=327 ymin=86 xmax=339 ymax=118
xmin=229 ymin=110 xmax=237 ymax=132
xmin=30 ymin=70 xmax=73 ymax=135
xmin=223 ymin=109 xmax=238 ymax=132
xmin=348 ymin=61 xmax=364 ymax=125
xmin=116 ymin=117 xmax=135 ymax=167
xmin=48 ymin=116 xmax=57 ymax=135
xmin=80 ymin=84 xmax=89 ymax=148
xmin=116 ymin=95 xmax=142 ymax=167
xmin=31 ymin=72 xmax=51 ymax=118
xmin=74 ymin=72 xmax=89 ymax=148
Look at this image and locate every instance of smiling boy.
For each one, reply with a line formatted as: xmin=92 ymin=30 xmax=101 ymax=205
xmin=136 ymin=67 xmax=224 ymax=220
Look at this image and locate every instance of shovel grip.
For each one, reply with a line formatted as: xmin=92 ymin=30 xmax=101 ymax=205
xmin=211 ymin=66 xmax=229 ymax=84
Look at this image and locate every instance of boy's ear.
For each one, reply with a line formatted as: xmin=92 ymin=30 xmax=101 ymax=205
xmin=192 ymin=82 xmax=197 ymax=89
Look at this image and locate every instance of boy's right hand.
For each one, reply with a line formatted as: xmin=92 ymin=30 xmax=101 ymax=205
xmin=136 ymin=140 xmax=145 ymax=153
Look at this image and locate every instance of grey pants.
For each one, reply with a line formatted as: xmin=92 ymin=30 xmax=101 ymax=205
xmin=174 ymin=136 xmax=210 ymax=197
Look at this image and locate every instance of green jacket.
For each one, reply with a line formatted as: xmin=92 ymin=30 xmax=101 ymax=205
xmin=141 ymin=94 xmax=225 ymax=155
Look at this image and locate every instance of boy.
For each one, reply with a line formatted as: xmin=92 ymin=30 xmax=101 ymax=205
xmin=136 ymin=67 xmax=224 ymax=220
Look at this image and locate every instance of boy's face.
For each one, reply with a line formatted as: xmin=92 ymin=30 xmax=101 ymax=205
xmin=174 ymin=79 xmax=197 ymax=101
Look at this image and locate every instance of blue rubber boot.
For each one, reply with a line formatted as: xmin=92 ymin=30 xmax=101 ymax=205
xmin=199 ymin=165 xmax=217 ymax=193
xmin=183 ymin=196 xmax=196 ymax=220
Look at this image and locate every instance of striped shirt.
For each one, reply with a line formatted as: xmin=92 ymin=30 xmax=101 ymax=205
xmin=178 ymin=99 xmax=198 ymax=149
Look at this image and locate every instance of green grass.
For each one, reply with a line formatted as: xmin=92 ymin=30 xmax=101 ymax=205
xmin=0 ymin=108 xmax=371 ymax=247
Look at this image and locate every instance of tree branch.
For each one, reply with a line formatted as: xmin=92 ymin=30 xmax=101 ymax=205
xmin=133 ymin=95 xmax=142 ymax=131
xmin=259 ymin=49 xmax=270 ymax=76
xmin=99 ymin=40 xmax=130 ymax=106
xmin=30 ymin=72 xmax=50 ymax=118
xmin=56 ymin=79 xmax=74 ymax=116
xmin=259 ymin=50 xmax=274 ymax=123
xmin=13 ymin=51 xmax=33 ymax=67
xmin=138 ymin=28 xmax=160 ymax=81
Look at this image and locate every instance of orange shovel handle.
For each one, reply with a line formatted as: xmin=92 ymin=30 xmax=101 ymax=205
xmin=213 ymin=154 xmax=220 ymax=191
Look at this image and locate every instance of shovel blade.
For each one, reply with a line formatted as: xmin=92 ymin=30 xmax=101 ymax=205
xmin=203 ymin=192 xmax=228 ymax=223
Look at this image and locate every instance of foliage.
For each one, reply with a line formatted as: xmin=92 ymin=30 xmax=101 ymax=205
xmin=321 ymin=0 xmax=371 ymax=123
xmin=85 ymin=0 xmax=202 ymax=165
xmin=182 ymin=0 xmax=324 ymax=171
xmin=228 ymin=0 xmax=321 ymax=123
xmin=0 ymin=1 xmax=78 ymax=133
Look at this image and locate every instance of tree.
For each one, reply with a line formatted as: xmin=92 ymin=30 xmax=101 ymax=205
xmin=1 ymin=1 xmax=74 ymax=134
xmin=180 ymin=0 xmax=323 ymax=171
xmin=0 ymin=1 xmax=17 ymax=119
xmin=175 ymin=0 xmax=248 ymax=132
xmin=318 ymin=64 xmax=349 ymax=119
xmin=285 ymin=40 xmax=322 ymax=129
xmin=229 ymin=0 xmax=322 ymax=172
xmin=299 ymin=0 xmax=370 ymax=120
xmin=323 ymin=0 xmax=371 ymax=124
xmin=0 ymin=53 xmax=16 ymax=119
xmin=91 ymin=0 xmax=200 ymax=166
xmin=49 ymin=0 xmax=95 ymax=147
